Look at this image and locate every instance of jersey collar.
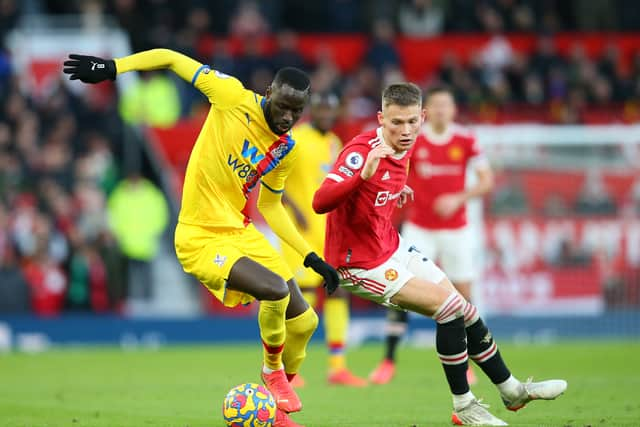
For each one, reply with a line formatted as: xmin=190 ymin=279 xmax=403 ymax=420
xmin=422 ymin=123 xmax=454 ymax=145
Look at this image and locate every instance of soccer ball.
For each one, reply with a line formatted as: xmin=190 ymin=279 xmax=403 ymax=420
xmin=222 ymin=383 xmax=277 ymax=427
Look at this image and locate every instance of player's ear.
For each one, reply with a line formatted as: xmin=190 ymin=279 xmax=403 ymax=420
xmin=265 ymin=84 xmax=273 ymax=99
xmin=377 ymin=110 xmax=384 ymax=126
xmin=421 ymin=108 xmax=427 ymax=123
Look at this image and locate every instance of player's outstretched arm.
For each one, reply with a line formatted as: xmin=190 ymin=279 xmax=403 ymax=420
xmin=64 ymin=49 xmax=245 ymax=107
xmin=64 ymin=49 xmax=201 ymax=84
xmin=257 ymin=186 xmax=339 ymax=293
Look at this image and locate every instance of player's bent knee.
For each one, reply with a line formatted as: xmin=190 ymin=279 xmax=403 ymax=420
xmin=391 ymin=277 xmax=460 ymax=317
xmin=261 ymin=276 xmax=290 ymax=301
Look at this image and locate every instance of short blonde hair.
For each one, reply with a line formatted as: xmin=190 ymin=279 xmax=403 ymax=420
xmin=382 ymin=82 xmax=422 ymax=108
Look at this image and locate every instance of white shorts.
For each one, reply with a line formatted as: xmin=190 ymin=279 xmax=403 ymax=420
xmin=401 ymin=222 xmax=478 ymax=283
xmin=338 ymin=238 xmax=447 ymax=308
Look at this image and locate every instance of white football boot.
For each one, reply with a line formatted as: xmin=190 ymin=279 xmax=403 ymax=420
xmin=501 ymin=377 xmax=568 ymax=411
xmin=451 ymin=399 xmax=509 ymax=426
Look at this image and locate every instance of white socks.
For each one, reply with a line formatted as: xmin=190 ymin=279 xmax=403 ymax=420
xmin=497 ymin=375 xmax=523 ymax=398
xmin=453 ymin=391 xmax=476 ymax=411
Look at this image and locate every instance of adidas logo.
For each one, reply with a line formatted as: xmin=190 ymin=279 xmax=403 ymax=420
xmin=381 ymin=170 xmax=390 ymax=181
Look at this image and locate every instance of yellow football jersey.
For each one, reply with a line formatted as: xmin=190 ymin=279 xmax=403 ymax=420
xmin=177 ymin=66 xmax=298 ymax=229
xmin=285 ymin=122 xmax=341 ymax=250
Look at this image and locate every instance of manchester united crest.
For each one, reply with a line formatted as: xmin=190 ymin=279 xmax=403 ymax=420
xmin=385 ymin=268 xmax=399 ymax=281
xmin=448 ymin=145 xmax=463 ymax=161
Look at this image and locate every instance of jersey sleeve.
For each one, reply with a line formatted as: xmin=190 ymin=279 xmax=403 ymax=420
xmin=467 ymin=133 xmax=482 ymax=159
xmin=466 ymin=134 xmax=490 ymax=170
xmin=257 ymin=146 xmax=313 ymax=258
xmin=191 ymin=66 xmax=248 ymax=109
xmin=114 ymin=48 xmax=246 ymax=109
xmin=313 ymin=143 xmax=368 ymax=214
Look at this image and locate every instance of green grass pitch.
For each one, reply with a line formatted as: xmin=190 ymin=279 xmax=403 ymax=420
xmin=1 ymin=341 xmax=639 ymax=426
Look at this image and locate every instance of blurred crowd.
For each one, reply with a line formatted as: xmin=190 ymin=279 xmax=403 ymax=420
xmin=2 ymin=1 xmax=640 ymax=123
xmin=36 ymin=0 xmax=640 ymax=36
xmin=0 ymin=65 xmax=168 ymax=315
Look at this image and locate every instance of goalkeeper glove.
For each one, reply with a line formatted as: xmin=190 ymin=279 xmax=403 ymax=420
xmin=63 ymin=54 xmax=116 ymax=84
xmin=303 ymin=252 xmax=340 ymax=295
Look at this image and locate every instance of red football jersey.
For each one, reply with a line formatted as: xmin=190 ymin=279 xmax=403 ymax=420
xmin=314 ymin=128 xmax=411 ymax=269
xmin=407 ymin=124 xmax=481 ymax=230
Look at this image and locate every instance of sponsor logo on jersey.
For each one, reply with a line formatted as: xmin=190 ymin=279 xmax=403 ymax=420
xmin=417 ymin=147 xmax=429 ymax=159
xmin=448 ymin=145 xmax=463 ymax=161
xmin=345 ymin=152 xmax=364 ymax=170
xmin=416 ymin=162 xmax=464 ymax=178
xmin=241 ymin=139 xmax=265 ymax=164
xmin=227 ymin=139 xmax=262 ymax=180
xmin=338 ymin=165 xmax=354 ymax=177
xmin=384 ymin=268 xmax=398 ymax=281
xmin=381 ymin=170 xmax=390 ymax=181
xmin=214 ymin=70 xmax=231 ymax=78
xmin=374 ymin=190 xmax=402 ymax=207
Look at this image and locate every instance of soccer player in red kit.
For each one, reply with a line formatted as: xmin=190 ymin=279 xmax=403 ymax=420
xmin=313 ymin=83 xmax=566 ymax=426
xmin=370 ymin=85 xmax=494 ymax=386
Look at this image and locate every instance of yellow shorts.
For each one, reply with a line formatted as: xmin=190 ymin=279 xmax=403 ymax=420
xmin=174 ymin=222 xmax=293 ymax=307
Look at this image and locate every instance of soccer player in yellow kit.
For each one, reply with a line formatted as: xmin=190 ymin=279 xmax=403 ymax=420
xmin=281 ymin=93 xmax=367 ymax=387
xmin=64 ymin=49 xmax=339 ymax=427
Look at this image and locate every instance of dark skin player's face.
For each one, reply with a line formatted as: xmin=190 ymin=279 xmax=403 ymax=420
xmin=264 ymin=83 xmax=309 ymax=135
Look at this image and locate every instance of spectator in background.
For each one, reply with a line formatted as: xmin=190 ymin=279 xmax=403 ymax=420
xmin=271 ymin=30 xmax=307 ymax=72
xmin=210 ymin=40 xmax=236 ymax=76
xmin=485 ymin=0 xmax=535 ymax=32
xmin=174 ymin=6 xmax=212 ymax=60
xmin=443 ymin=0 xmax=481 ymax=31
xmin=398 ymin=0 xmax=445 ymax=36
xmin=327 ymin=0 xmax=363 ymax=32
xmin=523 ymin=73 xmax=545 ymax=105
xmin=0 ymin=202 xmax=30 ymax=313
xmin=529 ymin=35 xmax=564 ymax=82
xmin=67 ymin=238 xmax=109 ymax=312
xmin=597 ymin=43 xmax=625 ymax=102
xmin=552 ymin=238 xmax=592 ymax=267
xmin=229 ymin=0 xmax=270 ymax=39
xmin=118 ymin=71 xmax=181 ymax=128
xmin=342 ymin=65 xmax=380 ymax=119
xmin=309 ymin=48 xmax=342 ymax=94
xmin=108 ymin=170 xmax=169 ymax=303
xmin=20 ymin=212 xmax=68 ymax=316
xmin=574 ymin=0 xmax=617 ymax=31
xmin=234 ymin=37 xmax=272 ymax=87
xmin=574 ymin=169 xmax=618 ymax=216
xmin=0 ymin=0 xmax=19 ymax=41
xmin=543 ymin=193 xmax=570 ymax=217
xmin=364 ymin=19 xmax=401 ymax=75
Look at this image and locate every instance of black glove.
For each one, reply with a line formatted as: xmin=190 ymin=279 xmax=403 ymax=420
xmin=63 ymin=54 xmax=116 ymax=84
xmin=304 ymin=252 xmax=340 ymax=295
